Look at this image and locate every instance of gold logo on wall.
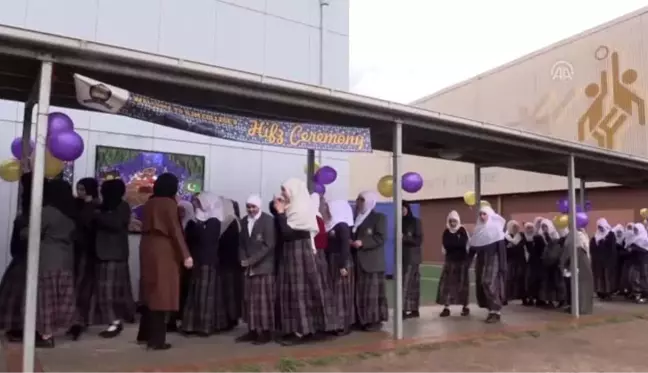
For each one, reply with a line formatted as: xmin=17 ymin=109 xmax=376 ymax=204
xmin=508 ymin=90 xmax=575 ymax=134
xmin=578 ymin=46 xmax=645 ymax=150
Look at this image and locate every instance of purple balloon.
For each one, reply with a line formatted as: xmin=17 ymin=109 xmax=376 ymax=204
xmin=47 ymin=112 xmax=74 ymax=137
xmin=313 ymin=183 xmax=326 ymax=195
xmin=556 ymin=197 xmax=569 ymax=214
xmin=401 ymin=172 xmax=423 ymax=193
xmin=315 ymin=166 xmax=337 ymax=185
xmin=10 ymin=137 xmax=34 ymax=159
xmin=48 ymin=131 xmax=84 ymax=161
xmin=576 ymin=212 xmax=589 ymax=229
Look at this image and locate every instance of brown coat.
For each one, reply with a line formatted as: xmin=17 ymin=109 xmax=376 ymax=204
xmin=139 ymin=196 xmax=190 ymax=311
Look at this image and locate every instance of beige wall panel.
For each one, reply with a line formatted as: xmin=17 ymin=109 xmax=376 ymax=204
xmin=350 ymin=11 xmax=648 ymax=200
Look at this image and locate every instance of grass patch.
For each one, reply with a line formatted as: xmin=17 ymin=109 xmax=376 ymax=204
xmin=306 ymin=355 xmax=344 ymax=366
xmin=276 ymin=357 xmax=305 ymax=372
xmin=231 ymin=363 xmax=262 ymax=372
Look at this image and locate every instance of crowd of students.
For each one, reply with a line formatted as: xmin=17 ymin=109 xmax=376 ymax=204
xmin=0 ymin=173 xmax=424 ymax=350
xmin=437 ymin=209 xmax=648 ymax=322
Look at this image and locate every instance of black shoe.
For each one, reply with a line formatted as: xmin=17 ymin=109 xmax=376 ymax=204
xmin=335 ymin=328 xmax=351 ymax=336
xmin=136 ymin=339 xmax=147 ymax=345
xmin=66 ymin=325 xmax=83 ymax=341
xmin=440 ymin=308 xmax=450 ymax=317
xmin=361 ymin=323 xmax=382 ymax=332
xmin=35 ymin=335 xmax=55 ymax=348
xmin=461 ymin=307 xmax=470 ymax=317
xmin=485 ymin=313 xmax=500 ymax=324
xmin=147 ymin=343 xmax=172 ymax=350
xmin=252 ymin=332 xmax=272 ymax=345
xmin=99 ymin=321 xmax=123 ymax=338
xmin=279 ymin=334 xmax=303 ymax=346
xmin=409 ymin=310 xmax=420 ymax=318
xmin=166 ymin=322 xmax=179 ymax=333
xmin=235 ymin=331 xmax=257 ymax=343
xmin=5 ymin=329 xmax=23 ymax=343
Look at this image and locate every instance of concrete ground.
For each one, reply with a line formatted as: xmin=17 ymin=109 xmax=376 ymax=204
xmin=3 ymin=301 xmax=644 ymax=372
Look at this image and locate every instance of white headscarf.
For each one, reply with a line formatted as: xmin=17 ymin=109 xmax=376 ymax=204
xmin=505 ymin=220 xmax=522 ymax=245
xmin=540 ymin=218 xmax=560 ymax=241
xmin=246 ymin=194 xmax=262 ymax=209
xmin=282 ymin=178 xmax=319 ymax=233
xmin=353 ymin=191 xmax=377 ymax=233
xmin=310 ymin=193 xmax=323 ymax=218
xmin=533 ymin=217 xmax=544 ymax=236
xmin=594 ymin=218 xmax=612 ymax=243
xmin=325 ymin=200 xmax=354 ymax=232
xmin=558 ymin=227 xmax=570 ymax=238
xmin=624 ymin=223 xmax=635 ymax=248
xmin=195 ymin=191 xmax=223 ymax=222
xmin=523 ymin=222 xmax=535 ymax=241
xmin=178 ymin=200 xmax=195 ymax=229
xmin=631 ymin=223 xmax=648 ymax=251
xmin=446 ymin=210 xmax=461 ymax=233
xmin=469 ymin=206 xmax=506 ymax=247
xmin=612 ymin=224 xmax=625 ymax=245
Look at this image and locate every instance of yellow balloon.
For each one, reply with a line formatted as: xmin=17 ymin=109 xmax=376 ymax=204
xmin=303 ymin=162 xmax=320 ymax=174
xmin=44 ymin=150 xmax=65 ymax=178
xmin=377 ymin=175 xmax=394 ymax=198
xmin=641 ymin=208 xmax=648 ymax=219
xmin=0 ymin=159 xmax=21 ymax=182
xmin=463 ymin=191 xmax=476 ymax=206
xmin=554 ymin=214 xmax=569 ymax=229
xmin=480 ymin=200 xmax=491 ymax=207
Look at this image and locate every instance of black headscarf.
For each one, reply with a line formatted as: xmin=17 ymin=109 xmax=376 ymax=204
xmin=152 ymin=173 xmax=178 ymax=199
xmin=402 ymin=201 xmax=415 ymax=222
xmin=100 ymin=179 xmax=126 ymax=211
xmin=43 ymin=179 xmax=77 ymax=219
xmin=268 ymin=200 xmax=278 ymax=216
xmin=232 ymin=201 xmax=241 ymax=219
xmin=77 ymin=177 xmax=99 ymax=199
xmin=20 ymin=172 xmax=33 ymax=215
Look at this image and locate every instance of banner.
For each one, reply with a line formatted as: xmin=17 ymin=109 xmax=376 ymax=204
xmin=74 ymin=74 xmax=372 ymax=152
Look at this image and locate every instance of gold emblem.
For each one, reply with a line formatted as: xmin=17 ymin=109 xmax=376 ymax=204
xmin=256 ymin=233 xmax=263 ymax=241
xmin=366 ymin=228 xmax=373 ymax=235
xmin=578 ymin=46 xmax=645 ymax=150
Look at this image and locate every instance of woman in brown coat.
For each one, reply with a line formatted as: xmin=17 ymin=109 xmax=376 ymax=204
xmin=136 ymin=173 xmax=193 ymax=350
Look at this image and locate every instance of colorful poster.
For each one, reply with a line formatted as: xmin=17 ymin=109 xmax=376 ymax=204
xmin=94 ymin=145 xmax=205 ymax=233
xmin=74 ymin=74 xmax=372 ymax=153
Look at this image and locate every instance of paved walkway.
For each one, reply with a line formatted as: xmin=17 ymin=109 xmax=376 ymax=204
xmin=3 ymin=301 xmax=643 ymax=372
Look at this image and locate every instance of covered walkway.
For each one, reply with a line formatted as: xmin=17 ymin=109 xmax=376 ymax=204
xmin=1 ymin=23 xmax=648 ymax=371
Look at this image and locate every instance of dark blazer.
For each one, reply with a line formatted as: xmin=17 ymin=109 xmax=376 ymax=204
xmin=402 ymin=216 xmax=423 ymax=267
xmin=239 ymin=212 xmax=276 ymax=276
xmin=326 ymin=222 xmax=352 ymax=270
xmin=94 ymin=201 xmax=131 ymax=262
xmin=352 ymin=211 xmax=387 ymax=273
xmin=187 ymin=218 xmax=222 ymax=267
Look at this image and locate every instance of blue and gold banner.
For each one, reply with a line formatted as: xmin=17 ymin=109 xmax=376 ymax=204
xmin=74 ymin=74 xmax=372 ymax=152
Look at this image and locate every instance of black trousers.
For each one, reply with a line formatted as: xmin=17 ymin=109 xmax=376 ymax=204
xmin=136 ymin=306 xmax=167 ymax=347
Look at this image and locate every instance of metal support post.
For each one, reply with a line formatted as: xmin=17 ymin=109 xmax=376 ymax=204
xmin=392 ymin=119 xmax=403 ymax=340
xmin=316 ymin=0 xmax=329 ymax=176
xmin=307 ymin=150 xmax=316 ymax=193
xmin=23 ymin=60 xmax=53 ymax=373
xmin=17 ymin=103 xmax=35 ymax=214
xmin=579 ymin=178 xmax=586 ymax=211
xmin=474 ymin=165 xmax=481 ymax=216
xmin=567 ymin=154 xmax=579 ymax=318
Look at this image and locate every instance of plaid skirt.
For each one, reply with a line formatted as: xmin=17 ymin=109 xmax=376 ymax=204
xmin=182 ymin=265 xmax=229 ymax=334
xmin=403 ymin=265 xmax=420 ymax=312
xmin=277 ymin=238 xmax=332 ymax=335
xmin=436 ymin=260 xmax=470 ymax=306
xmin=630 ymin=252 xmax=648 ymax=294
xmin=328 ymin=253 xmax=355 ymax=330
xmin=37 ymin=270 xmax=78 ymax=335
xmin=0 ymin=259 xmax=27 ymax=331
xmin=244 ymin=274 xmax=275 ymax=332
xmin=91 ymin=261 xmax=135 ymax=325
xmin=539 ymin=266 xmax=567 ymax=303
xmin=593 ymin=260 xmax=617 ymax=295
xmin=221 ymin=269 xmax=243 ymax=323
xmin=316 ymin=250 xmax=336 ymax=327
xmin=475 ymin=244 xmax=506 ymax=311
xmin=355 ymin=268 xmax=388 ymax=325
xmin=506 ymin=258 xmax=527 ymax=301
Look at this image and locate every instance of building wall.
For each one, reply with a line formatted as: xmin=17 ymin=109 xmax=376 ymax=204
xmin=0 ymin=1 xmax=350 ymax=273
xmin=418 ymin=186 xmax=644 ymax=263
xmin=348 ymin=7 xmax=648 ymax=201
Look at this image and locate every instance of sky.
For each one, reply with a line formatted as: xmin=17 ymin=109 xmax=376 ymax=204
xmin=349 ymin=0 xmax=648 ymax=103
